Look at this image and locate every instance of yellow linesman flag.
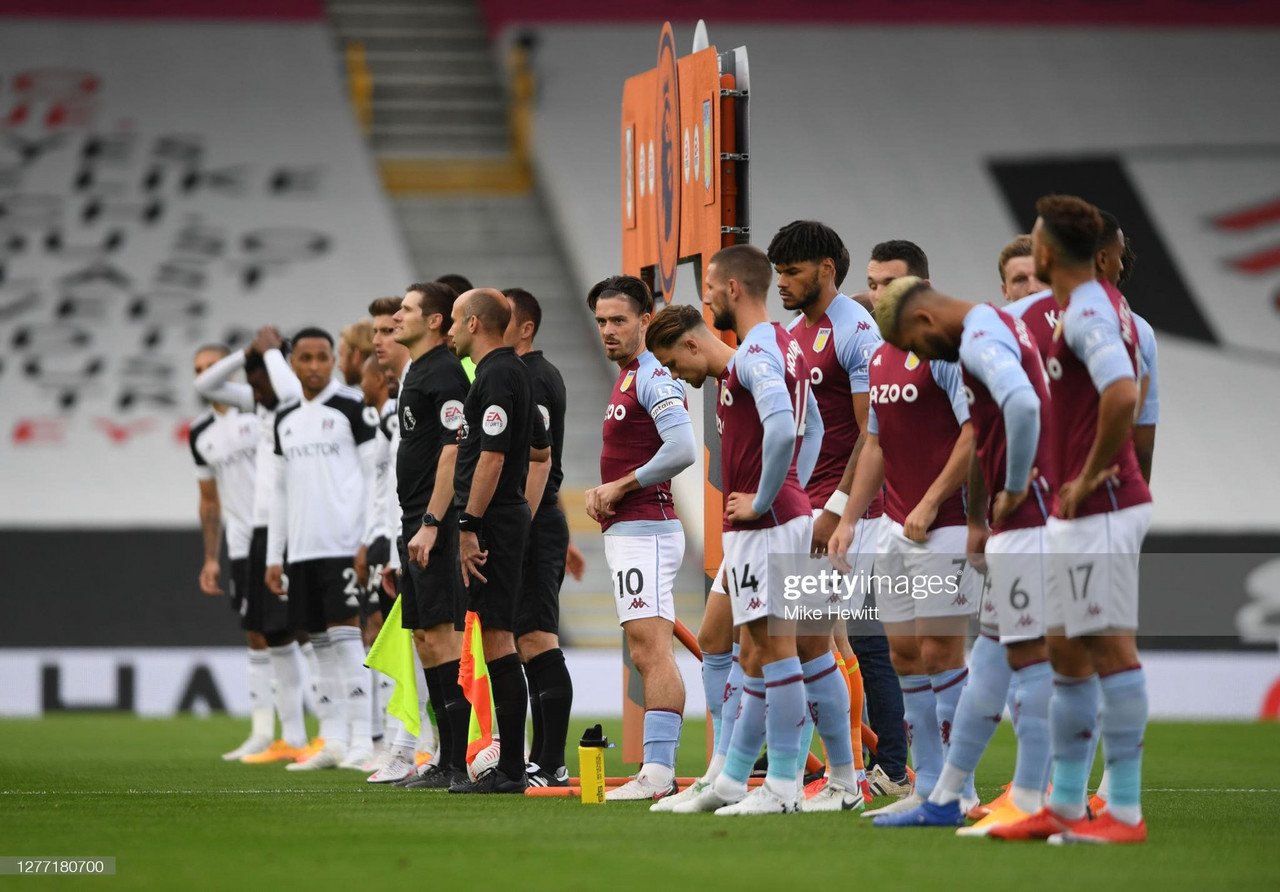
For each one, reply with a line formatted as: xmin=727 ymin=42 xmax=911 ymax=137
xmin=364 ymin=597 xmax=420 ymax=736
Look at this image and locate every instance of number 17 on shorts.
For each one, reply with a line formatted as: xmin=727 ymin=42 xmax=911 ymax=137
xmin=603 ymin=531 xmax=684 ymax=625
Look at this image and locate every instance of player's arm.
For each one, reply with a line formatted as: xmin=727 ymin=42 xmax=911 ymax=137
xmin=827 ymin=430 xmax=885 ymax=571
xmin=1058 ymin=298 xmax=1140 ymax=518
xmin=965 ymin=455 xmax=989 ymax=572
xmin=408 ymin=372 xmax=466 ymax=567
xmin=265 ymin=420 xmax=288 ymax=595
xmin=194 ymin=350 xmax=255 ymax=411
xmin=197 ymin=479 xmax=224 ymax=596
xmin=1133 ymin=316 xmax=1158 ymax=482
xmin=902 ymin=361 xmax=974 ymax=542
xmin=263 ymin=346 xmax=302 ymax=404
xmin=795 ymin=382 xmax=824 ymax=490
xmin=561 ymin=492 xmax=586 ymax=580
xmin=816 ymin=321 xmax=879 ymax=546
xmin=724 ymin=350 xmax=795 ymax=522
xmin=524 ymin=394 xmax=553 ymax=517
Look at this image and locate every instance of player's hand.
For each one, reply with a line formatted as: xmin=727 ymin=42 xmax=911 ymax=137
xmin=265 ymin=564 xmax=285 ymax=596
xmin=250 ymin=325 xmax=282 ymax=355
xmin=827 ymin=521 xmax=855 ymax=574
xmin=725 ymin=492 xmax=762 ymax=523
xmin=459 ymin=531 xmax=488 ymax=588
xmin=381 ymin=565 xmax=399 ymax=597
xmin=811 ymin=509 xmax=840 ymax=556
xmin=363 ymin=610 xmax=383 ymax=648
xmin=991 ymin=489 xmax=1029 ymax=529
xmin=903 ymin=499 xmax=939 ymax=543
xmin=966 ymin=522 xmax=990 ymax=575
xmin=354 ymin=545 xmax=369 ymax=587
xmin=1057 ymin=465 xmax=1119 ymax=519
xmin=565 ymin=541 xmax=587 ymax=581
xmin=584 ymin=480 xmax=626 ymax=522
xmin=407 ymin=524 xmax=437 ymax=568
xmin=199 ymin=558 xmax=224 ymax=596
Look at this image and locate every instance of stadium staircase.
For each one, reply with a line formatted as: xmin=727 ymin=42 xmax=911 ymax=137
xmin=323 ymin=0 xmax=705 ymax=645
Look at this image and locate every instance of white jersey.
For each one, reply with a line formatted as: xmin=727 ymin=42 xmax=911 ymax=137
xmin=384 ymin=362 xmax=408 ymax=569
xmin=189 ymin=407 xmax=258 ymax=560
xmin=267 ymin=380 xmax=378 ymax=565
xmin=363 ymin=398 xmax=397 ymax=545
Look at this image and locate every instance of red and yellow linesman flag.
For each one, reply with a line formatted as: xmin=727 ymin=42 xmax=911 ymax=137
xmin=363 ymin=596 xmax=420 ymax=737
xmin=459 ymin=610 xmax=494 ymax=762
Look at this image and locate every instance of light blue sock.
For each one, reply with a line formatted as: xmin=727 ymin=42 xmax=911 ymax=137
xmin=762 ymin=657 xmax=806 ymax=786
xmin=1099 ymin=667 xmax=1148 ymax=824
xmin=1011 ymin=661 xmax=1053 ymax=808
xmin=945 ymin=640 xmax=1010 ymax=776
xmin=1047 ymin=673 xmax=1100 ymax=820
xmin=642 ymin=709 xmax=682 ymax=771
xmin=932 ymin=665 xmax=977 ymax=802
xmin=714 ymin=647 xmax=744 ymax=758
xmin=802 ymin=652 xmax=853 ymax=770
xmin=901 ymin=674 xmax=942 ymax=797
xmin=1006 ymin=678 xmax=1020 ymax=730
xmin=701 ymin=650 xmax=733 ymax=752
xmin=722 ymin=676 xmax=765 ymax=785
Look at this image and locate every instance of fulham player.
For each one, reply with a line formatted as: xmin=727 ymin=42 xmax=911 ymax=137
xmin=266 ymin=327 xmax=379 ymax=771
xmin=584 ymin=275 xmax=697 ymax=801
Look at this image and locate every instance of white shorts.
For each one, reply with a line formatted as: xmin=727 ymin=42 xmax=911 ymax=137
xmin=604 ymin=530 xmax=685 ymax=625
xmin=1046 ymin=503 xmax=1152 ymax=638
xmin=986 ymin=526 xmax=1050 ymax=644
xmin=722 ymin=514 xmax=811 ymax=627
xmin=818 ymin=511 xmax=886 ymax=615
xmin=875 ymin=521 xmax=979 ymax=624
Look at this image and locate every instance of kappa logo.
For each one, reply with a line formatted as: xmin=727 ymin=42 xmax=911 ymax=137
xmin=747 ymin=344 xmax=764 ymax=354
xmin=856 ymin=320 xmax=871 ymax=332
xmin=402 ymin=406 xmax=417 ymax=431
xmin=746 ymin=597 xmax=765 ymax=611
xmin=972 ymin=330 xmax=987 ymax=340
xmin=808 ymin=703 xmax=820 ymax=726
xmin=482 ymin=405 xmax=508 ymax=436
xmin=1087 ymin=603 xmax=1103 ymax=617
xmin=439 ymin=399 xmax=465 ymax=431
xmin=1016 ymin=614 xmax=1036 ymax=628
xmin=940 ymin=719 xmax=952 ymax=746
xmin=628 ymin=598 xmax=649 ymax=611
xmin=952 ymin=591 xmax=969 ymax=606
xmin=652 ymin=367 xmax=670 ymax=378
xmin=322 ymin=418 xmax=334 ymax=430
xmin=722 ymin=682 xmax=735 ymax=704
xmin=1075 ymin=729 xmax=1093 ymax=741
xmin=1081 ymin=308 xmax=1097 ymax=318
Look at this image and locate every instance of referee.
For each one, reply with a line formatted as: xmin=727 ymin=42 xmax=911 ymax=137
xmin=447 ymin=288 xmax=551 ymax=794
xmin=503 ymin=287 xmax=578 ymax=788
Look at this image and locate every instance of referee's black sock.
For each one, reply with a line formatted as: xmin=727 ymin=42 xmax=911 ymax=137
xmin=436 ymin=659 xmax=471 ymax=773
xmin=422 ymin=665 xmax=453 ymax=770
xmin=487 ymin=654 xmax=528 ymax=779
xmin=527 ymin=648 xmax=573 ymax=774
xmin=524 ymin=662 xmax=544 ymax=770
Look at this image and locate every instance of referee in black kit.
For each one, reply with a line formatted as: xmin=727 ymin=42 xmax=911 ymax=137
xmin=446 ymin=288 xmax=551 ymax=794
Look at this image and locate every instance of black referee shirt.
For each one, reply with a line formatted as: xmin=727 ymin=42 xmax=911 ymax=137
xmin=520 ymin=350 xmax=566 ymax=510
xmin=454 ymin=346 xmax=550 ymax=509
xmin=396 ymin=343 xmax=470 ymax=522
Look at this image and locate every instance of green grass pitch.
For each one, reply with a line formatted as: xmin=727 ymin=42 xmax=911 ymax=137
xmin=2 ymin=716 xmax=1278 ymax=890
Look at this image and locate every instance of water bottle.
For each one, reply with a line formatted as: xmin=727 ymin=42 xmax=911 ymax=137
xmin=578 ymin=724 xmax=609 ymax=804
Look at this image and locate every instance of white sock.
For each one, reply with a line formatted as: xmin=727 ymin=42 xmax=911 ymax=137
xmin=311 ymin=632 xmax=347 ymax=748
xmin=299 ymin=638 xmax=321 ymax=717
xmin=247 ymin=649 xmax=273 ymax=741
xmin=415 ymin=662 xmax=438 ymax=755
xmin=1097 ymin=766 xmax=1112 ymax=800
xmin=1011 ymin=784 xmax=1044 ymax=814
xmin=700 ymin=752 xmax=726 ymax=785
xmin=640 ymin=762 xmax=674 ymax=787
xmin=268 ymin=642 xmax=308 ymax=748
xmin=330 ymin=625 xmax=372 ymax=753
xmin=828 ymin=761 xmax=857 ymax=789
xmin=928 ymin=763 xmax=969 ymax=806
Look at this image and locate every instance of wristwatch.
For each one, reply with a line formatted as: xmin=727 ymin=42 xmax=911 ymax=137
xmin=421 ymin=512 xmax=441 ymax=528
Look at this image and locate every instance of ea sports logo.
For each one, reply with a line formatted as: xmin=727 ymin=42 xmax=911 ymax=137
xmin=439 ymin=399 xmax=464 ymax=431
xmin=605 ymin=402 xmax=627 ymax=421
xmin=482 ymin=405 xmax=508 ymax=435
xmin=1046 ymin=357 xmax=1064 ymax=381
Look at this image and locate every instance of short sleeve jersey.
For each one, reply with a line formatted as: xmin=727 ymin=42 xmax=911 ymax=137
xmin=454 ymin=346 xmax=550 ymax=509
xmin=189 ymin=407 xmax=258 ymax=560
xmin=1046 ymin=279 xmax=1151 ymax=518
xmin=717 ymin=322 xmax=812 ymax=532
xmin=958 ymin=303 xmax=1054 ymax=533
xmin=786 ymin=293 xmax=884 ymax=517
xmin=599 ymin=350 xmax=690 ymax=532
xmin=867 ymin=345 xmax=971 ymax=530
xmin=273 ymin=380 xmax=377 ymax=562
xmin=521 ymin=350 xmax=567 ymax=510
xmin=397 ymin=344 xmax=469 ymax=522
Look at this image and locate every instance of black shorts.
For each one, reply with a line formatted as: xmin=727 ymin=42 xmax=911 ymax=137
xmin=364 ymin=536 xmax=393 ymax=620
xmin=514 ymin=505 xmax=568 ymax=638
xmin=285 ymin=556 xmax=360 ymax=633
xmin=236 ymin=528 xmax=291 ymax=634
xmin=228 ymin=557 xmax=250 ymax=627
xmin=466 ymin=502 xmax=531 ymax=632
xmin=398 ymin=513 xmax=464 ymax=632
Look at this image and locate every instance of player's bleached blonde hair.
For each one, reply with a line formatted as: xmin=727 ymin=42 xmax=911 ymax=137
xmin=872 ymin=275 xmax=932 ymax=343
xmin=340 ymin=318 xmax=374 ymax=354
